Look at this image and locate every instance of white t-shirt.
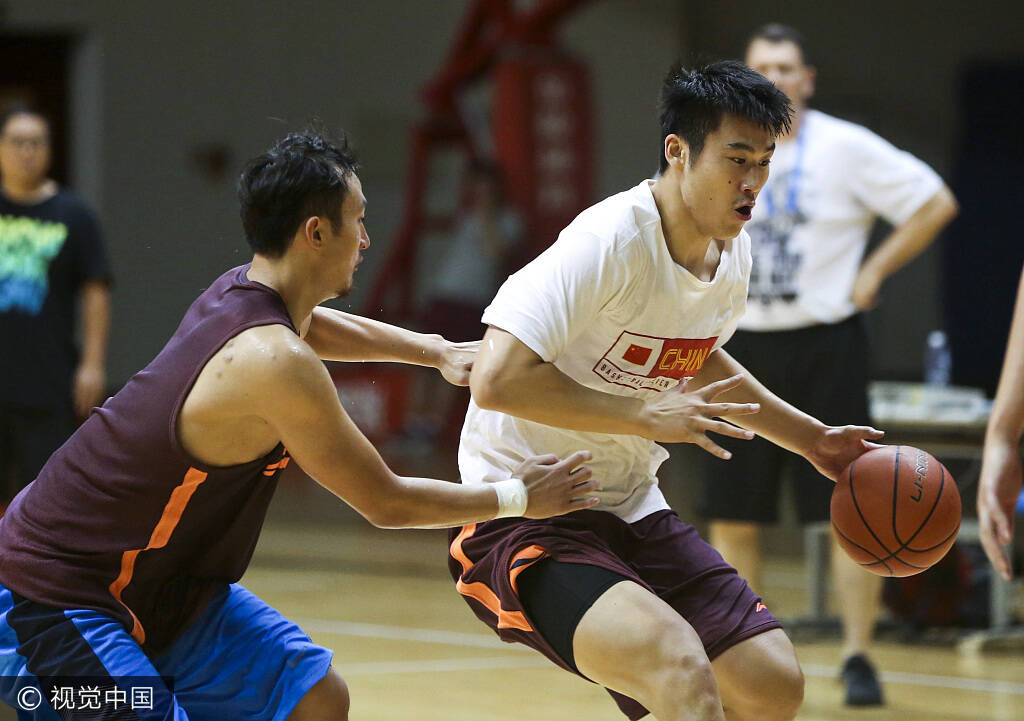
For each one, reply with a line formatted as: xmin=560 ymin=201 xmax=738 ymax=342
xmin=741 ymin=109 xmax=943 ymax=331
xmin=458 ymin=179 xmax=752 ymax=522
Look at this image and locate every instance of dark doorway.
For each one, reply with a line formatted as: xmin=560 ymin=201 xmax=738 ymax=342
xmin=942 ymin=62 xmax=1024 ymax=396
xmin=0 ymin=34 xmax=73 ymax=184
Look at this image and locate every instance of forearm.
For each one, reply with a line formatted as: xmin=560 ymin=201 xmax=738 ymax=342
xmin=472 ymin=360 xmax=647 ymax=436
xmin=305 ymin=307 xmax=444 ymax=365
xmin=986 ymin=269 xmax=1024 ymax=446
xmin=861 ymin=185 xmax=958 ymax=280
xmin=80 ymin=282 xmax=111 ymax=368
xmin=689 ymin=349 xmax=826 ymax=455
xmin=364 ymin=475 xmax=502 ymax=529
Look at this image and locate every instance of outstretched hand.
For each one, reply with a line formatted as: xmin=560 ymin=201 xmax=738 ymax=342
xmin=977 ymin=441 xmax=1023 ymax=581
xmin=438 ymin=340 xmax=480 ymax=386
xmin=638 ymin=374 xmax=760 ymax=458
xmin=514 ymin=451 xmax=601 ymax=519
xmin=804 ymin=425 xmax=887 ymax=481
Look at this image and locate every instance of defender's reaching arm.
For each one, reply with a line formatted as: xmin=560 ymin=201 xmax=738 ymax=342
xmin=304 ymin=307 xmax=477 ymax=385
xmin=246 ymin=325 xmax=599 ymax=528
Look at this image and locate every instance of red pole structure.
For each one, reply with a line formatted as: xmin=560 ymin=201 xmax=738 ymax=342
xmin=363 ymin=0 xmax=593 ymax=321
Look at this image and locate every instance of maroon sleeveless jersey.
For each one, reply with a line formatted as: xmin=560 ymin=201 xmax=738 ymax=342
xmin=0 ymin=265 xmax=297 ymax=651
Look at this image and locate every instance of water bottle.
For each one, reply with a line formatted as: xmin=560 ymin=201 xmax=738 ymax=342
xmin=923 ymin=330 xmax=952 ymax=386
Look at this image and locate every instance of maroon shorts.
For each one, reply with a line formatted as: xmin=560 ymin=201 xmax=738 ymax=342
xmin=447 ymin=509 xmax=782 ymax=720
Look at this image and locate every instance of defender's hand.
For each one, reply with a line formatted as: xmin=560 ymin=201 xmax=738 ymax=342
xmin=514 ymin=451 xmax=600 ymax=519
xmin=638 ymin=374 xmax=760 ymax=458
xmin=438 ymin=340 xmax=480 ymax=386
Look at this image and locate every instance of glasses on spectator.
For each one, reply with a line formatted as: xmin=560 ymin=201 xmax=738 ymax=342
xmin=1 ymin=136 xmax=49 ymax=151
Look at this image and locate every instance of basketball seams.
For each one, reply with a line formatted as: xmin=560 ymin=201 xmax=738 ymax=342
xmin=856 ymin=470 xmax=953 ymax=562
xmin=890 ymin=445 xmax=904 ymax=546
xmin=833 ymin=446 xmax=961 ymax=577
xmin=888 ymin=459 xmax=949 ymax=555
xmin=847 ymin=453 xmax=897 ymax=558
xmin=903 ymin=463 xmax=952 ymax=552
xmin=831 ymin=522 xmax=895 ymax=575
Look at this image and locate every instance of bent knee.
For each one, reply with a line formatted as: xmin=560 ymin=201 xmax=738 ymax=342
xmin=769 ymin=663 xmax=804 ymax=720
xmin=744 ymin=660 xmax=804 ymax=721
xmin=651 ymin=651 xmax=721 ymax=715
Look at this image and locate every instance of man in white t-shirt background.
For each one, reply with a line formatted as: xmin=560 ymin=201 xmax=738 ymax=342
xmin=696 ymin=23 xmax=959 ymax=707
xmin=447 ymin=60 xmax=886 ymax=721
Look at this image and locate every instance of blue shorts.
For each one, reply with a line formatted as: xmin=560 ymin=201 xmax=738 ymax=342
xmin=0 ymin=582 xmax=333 ymax=720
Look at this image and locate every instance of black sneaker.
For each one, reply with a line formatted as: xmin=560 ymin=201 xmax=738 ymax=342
xmin=840 ymin=654 xmax=884 ymax=706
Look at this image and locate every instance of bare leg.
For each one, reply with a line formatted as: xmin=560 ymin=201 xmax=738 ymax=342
xmin=831 ymin=537 xmax=882 ymax=658
xmin=287 ymin=668 xmax=350 ymax=721
xmin=711 ymin=629 xmax=804 ymax=721
xmin=573 ymin=581 xmax=726 ymax=721
xmin=832 ymin=537 xmax=885 ymax=705
xmin=709 ymin=520 xmax=763 ymax=593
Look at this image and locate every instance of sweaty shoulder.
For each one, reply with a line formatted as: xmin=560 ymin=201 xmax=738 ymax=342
xmin=178 ymin=323 xmax=319 ymax=466
xmin=225 ymin=324 xmax=320 ymax=387
xmin=186 ymin=323 xmax=321 ymax=415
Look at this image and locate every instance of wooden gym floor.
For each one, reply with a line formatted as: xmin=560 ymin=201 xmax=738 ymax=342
xmin=248 ymin=476 xmax=1024 ymax=721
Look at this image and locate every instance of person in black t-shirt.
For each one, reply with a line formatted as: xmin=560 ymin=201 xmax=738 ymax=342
xmin=0 ymin=104 xmax=112 ymax=503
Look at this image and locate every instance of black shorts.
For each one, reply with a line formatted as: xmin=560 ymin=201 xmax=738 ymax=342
xmin=696 ymin=315 xmax=872 ymax=524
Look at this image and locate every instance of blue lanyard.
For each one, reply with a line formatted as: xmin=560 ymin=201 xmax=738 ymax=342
xmin=762 ymin=118 xmax=808 ymax=217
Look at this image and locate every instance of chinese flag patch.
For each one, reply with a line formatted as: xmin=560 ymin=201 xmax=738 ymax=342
xmin=622 ymin=343 xmax=653 ymax=366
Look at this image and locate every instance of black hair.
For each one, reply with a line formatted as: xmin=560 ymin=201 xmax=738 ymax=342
xmin=658 ymin=60 xmax=792 ymax=173
xmin=0 ymin=103 xmax=51 ymax=136
xmin=238 ymin=125 xmax=359 ymax=257
xmin=747 ymin=23 xmax=811 ymax=66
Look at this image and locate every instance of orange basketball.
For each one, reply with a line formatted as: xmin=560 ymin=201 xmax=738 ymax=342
xmin=830 ymin=445 xmax=961 ymax=577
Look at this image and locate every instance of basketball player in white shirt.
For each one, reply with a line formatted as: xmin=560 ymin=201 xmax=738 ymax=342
xmin=697 ymin=24 xmax=959 ymax=707
xmin=447 ymin=61 xmax=885 ymax=721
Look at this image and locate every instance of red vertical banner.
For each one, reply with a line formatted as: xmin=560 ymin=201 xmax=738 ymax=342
xmin=493 ymin=50 xmax=593 ymax=263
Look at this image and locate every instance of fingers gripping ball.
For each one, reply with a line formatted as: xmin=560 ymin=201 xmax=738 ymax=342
xmin=830 ymin=445 xmax=961 ymax=577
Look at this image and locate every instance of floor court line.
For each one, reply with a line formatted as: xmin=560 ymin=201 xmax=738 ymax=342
xmin=336 ymin=656 xmax=549 ymax=676
xmin=300 ymin=617 xmax=1024 ymax=696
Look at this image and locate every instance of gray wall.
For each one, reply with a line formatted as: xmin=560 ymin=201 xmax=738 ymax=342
xmin=4 ymin=0 xmax=680 ymax=384
xmin=6 ymin=0 xmax=1024 ymax=385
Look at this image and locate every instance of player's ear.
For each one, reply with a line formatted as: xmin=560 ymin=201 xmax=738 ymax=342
xmin=303 ymin=217 xmax=323 ymax=248
xmin=664 ymin=134 xmax=687 ymax=170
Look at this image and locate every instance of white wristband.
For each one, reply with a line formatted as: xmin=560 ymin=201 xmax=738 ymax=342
xmin=492 ymin=477 xmax=528 ymax=518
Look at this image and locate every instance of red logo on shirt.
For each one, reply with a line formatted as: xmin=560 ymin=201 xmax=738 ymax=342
xmin=593 ymin=332 xmax=717 ymax=391
xmin=622 ymin=343 xmax=653 ymax=366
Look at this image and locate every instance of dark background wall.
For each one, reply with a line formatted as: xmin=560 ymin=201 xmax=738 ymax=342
xmin=2 ymin=0 xmax=1022 ymax=390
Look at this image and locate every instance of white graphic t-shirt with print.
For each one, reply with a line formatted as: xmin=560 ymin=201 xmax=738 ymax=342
xmin=458 ymin=179 xmax=752 ymax=522
xmin=742 ymin=109 xmax=943 ymax=330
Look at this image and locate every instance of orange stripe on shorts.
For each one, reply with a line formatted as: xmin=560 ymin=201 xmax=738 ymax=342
xmin=450 ymin=524 xmax=548 ymax=633
xmin=509 ymin=544 xmax=549 ymax=594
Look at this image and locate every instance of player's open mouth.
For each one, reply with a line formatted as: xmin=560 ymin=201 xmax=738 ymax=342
xmin=733 ymin=203 xmax=754 ymax=221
